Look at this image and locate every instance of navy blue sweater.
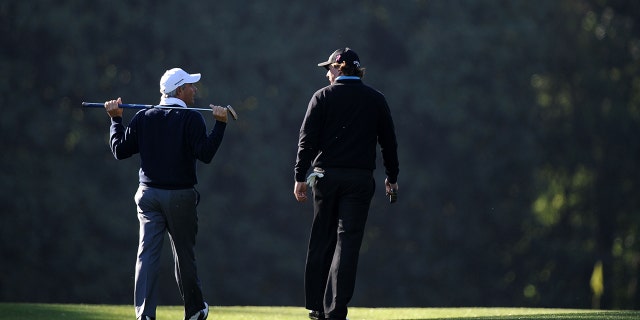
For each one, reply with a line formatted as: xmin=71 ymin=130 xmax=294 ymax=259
xmin=110 ymin=107 xmax=226 ymax=189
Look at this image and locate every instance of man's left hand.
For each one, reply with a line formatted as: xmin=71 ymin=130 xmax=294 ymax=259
xmin=210 ymin=104 xmax=228 ymax=123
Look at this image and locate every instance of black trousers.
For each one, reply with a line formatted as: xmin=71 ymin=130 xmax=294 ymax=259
xmin=305 ymin=168 xmax=375 ymax=319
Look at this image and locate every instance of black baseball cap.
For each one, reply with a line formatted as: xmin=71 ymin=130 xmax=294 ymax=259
xmin=317 ymin=48 xmax=361 ymax=69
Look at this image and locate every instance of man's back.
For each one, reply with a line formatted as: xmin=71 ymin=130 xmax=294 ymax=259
xmin=135 ymin=108 xmax=201 ymax=189
xmin=110 ymin=107 xmax=225 ymax=189
xmin=298 ymin=78 xmax=398 ymax=177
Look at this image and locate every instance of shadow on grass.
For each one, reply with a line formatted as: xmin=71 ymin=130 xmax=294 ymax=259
xmin=398 ymin=311 xmax=639 ymax=320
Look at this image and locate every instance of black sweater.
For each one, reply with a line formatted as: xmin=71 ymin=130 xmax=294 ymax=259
xmin=295 ymin=78 xmax=399 ymax=183
xmin=110 ymin=106 xmax=226 ymax=189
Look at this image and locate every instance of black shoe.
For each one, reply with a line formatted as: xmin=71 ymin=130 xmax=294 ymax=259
xmin=309 ymin=310 xmax=325 ymax=320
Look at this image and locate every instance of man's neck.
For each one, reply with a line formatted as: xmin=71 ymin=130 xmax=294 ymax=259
xmin=159 ymin=96 xmax=187 ymax=107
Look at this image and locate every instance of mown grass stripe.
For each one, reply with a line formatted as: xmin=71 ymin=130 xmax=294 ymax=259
xmin=0 ymin=303 xmax=637 ymax=320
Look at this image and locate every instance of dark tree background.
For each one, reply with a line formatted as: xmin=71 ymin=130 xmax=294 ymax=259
xmin=2 ymin=0 xmax=639 ymax=310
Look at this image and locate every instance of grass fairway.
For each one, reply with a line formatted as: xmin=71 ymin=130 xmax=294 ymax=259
xmin=0 ymin=303 xmax=638 ymax=320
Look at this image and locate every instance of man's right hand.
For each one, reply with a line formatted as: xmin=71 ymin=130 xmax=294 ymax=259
xmin=294 ymin=181 xmax=308 ymax=202
xmin=104 ymin=97 xmax=123 ymax=118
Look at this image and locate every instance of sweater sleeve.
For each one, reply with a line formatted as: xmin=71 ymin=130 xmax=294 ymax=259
xmin=186 ymin=111 xmax=226 ymax=164
xmin=295 ymin=93 xmax=323 ymax=182
xmin=110 ymin=116 xmax=139 ymax=160
xmin=378 ymin=99 xmax=399 ymax=183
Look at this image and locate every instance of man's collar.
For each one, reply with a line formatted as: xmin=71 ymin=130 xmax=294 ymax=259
xmin=159 ymin=97 xmax=187 ymax=108
xmin=336 ymin=76 xmax=361 ymax=81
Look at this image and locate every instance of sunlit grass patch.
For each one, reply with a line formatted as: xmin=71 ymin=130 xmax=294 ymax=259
xmin=0 ymin=303 xmax=637 ymax=320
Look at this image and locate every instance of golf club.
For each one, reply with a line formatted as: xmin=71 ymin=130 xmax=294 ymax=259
xmin=81 ymin=102 xmax=238 ymax=120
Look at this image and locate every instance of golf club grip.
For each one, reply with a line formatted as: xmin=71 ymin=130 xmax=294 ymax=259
xmin=82 ymin=102 xmax=153 ymax=109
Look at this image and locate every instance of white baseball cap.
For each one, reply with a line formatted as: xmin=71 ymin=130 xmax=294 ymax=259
xmin=159 ymin=68 xmax=201 ymax=94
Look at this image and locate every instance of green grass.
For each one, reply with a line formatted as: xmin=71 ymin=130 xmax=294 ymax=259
xmin=0 ymin=303 xmax=638 ymax=320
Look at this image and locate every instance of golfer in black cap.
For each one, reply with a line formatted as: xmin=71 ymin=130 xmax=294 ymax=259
xmin=294 ymin=48 xmax=400 ymax=320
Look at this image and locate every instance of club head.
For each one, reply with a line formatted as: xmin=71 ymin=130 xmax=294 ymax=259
xmin=225 ymin=105 xmax=238 ymax=120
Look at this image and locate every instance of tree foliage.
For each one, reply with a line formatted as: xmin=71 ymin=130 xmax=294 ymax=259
xmin=1 ymin=0 xmax=639 ymax=309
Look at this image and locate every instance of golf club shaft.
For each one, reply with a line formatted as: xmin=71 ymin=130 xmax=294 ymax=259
xmin=82 ymin=102 xmax=214 ymax=112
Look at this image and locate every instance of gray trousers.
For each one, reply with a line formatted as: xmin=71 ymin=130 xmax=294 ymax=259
xmin=133 ymin=185 xmax=205 ymax=320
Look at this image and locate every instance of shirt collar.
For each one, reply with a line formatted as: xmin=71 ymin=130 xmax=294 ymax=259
xmin=336 ymin=76 xmax=361 ymax=81
xmin=159 ymin=96 xmax=187 ymax=108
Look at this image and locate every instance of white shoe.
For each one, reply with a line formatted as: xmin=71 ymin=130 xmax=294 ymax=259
xmin=188 ymin=302 xmax=208 ymax=320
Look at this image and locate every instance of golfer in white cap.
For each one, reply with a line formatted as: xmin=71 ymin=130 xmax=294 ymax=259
xmin=104 ymin=67 xmax=229 ymax=320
